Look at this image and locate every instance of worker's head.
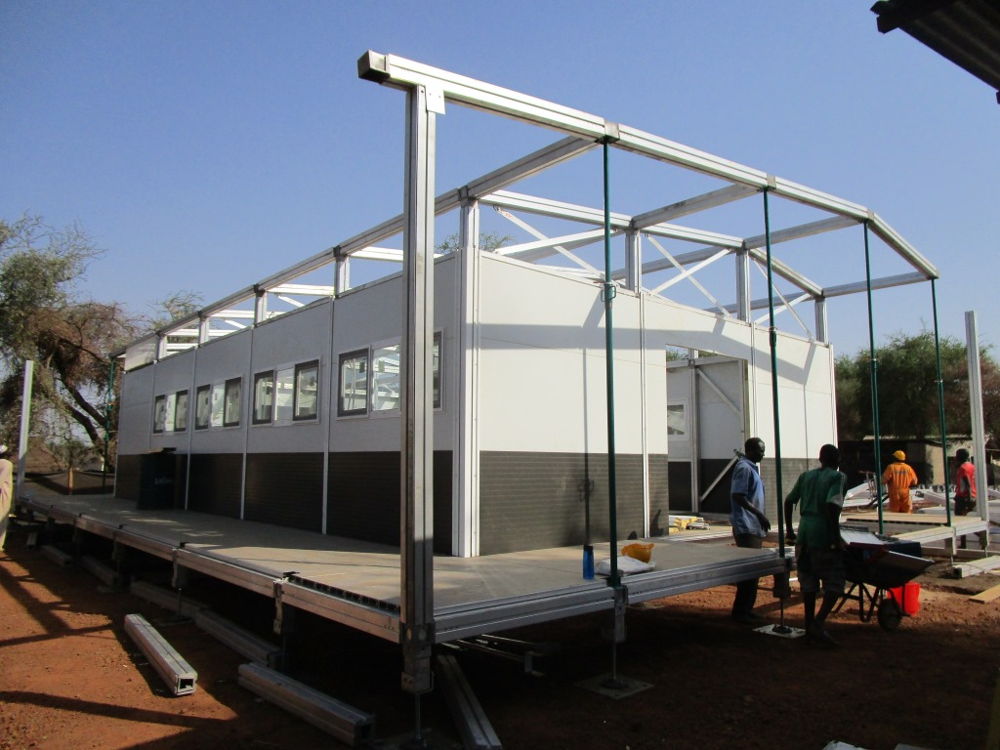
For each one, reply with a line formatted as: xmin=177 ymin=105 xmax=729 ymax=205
xmin=893 ymin=450 xmax=906 ymax=462
xmin=744 ymin=437 xmax=765 ymax=463
xmin=956 ymin=448 xmax=970 ymax=463
xmin=819 ymin=443 xmax=840 ymax=469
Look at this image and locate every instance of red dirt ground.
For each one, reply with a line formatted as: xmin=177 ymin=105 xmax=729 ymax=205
xmin=3 ymin=524 xmax=1000 ymax=750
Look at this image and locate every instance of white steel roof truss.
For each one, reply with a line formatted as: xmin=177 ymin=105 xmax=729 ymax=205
xmin=492 ymin=209 xmax=601 ymax=273
xmin=751 ymin=259 xmax=812 ymax=337
xmin=631 ymin=183 xmax=759 ymax=227
xmin=650 ymin=247 xmax=729 ymax=296
xmin=645 ymin=235 xmax=731 ymax=317
xmin=275 ymin=295 xmax=305 ymax=309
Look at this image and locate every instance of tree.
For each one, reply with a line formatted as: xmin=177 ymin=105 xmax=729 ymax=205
xmin=436 ymin=232 xmax=512 ymax=253
xmin=835 ymin=330 xmax=1000 ymax=443
xmin=0 ymin=215 xmax=137 ymax=465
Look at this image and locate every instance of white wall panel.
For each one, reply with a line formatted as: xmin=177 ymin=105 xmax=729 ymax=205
xmin=190 ymin=329 xmax=252 ymax=455
xmin=119 ymin=366 xmax=155 ymax=454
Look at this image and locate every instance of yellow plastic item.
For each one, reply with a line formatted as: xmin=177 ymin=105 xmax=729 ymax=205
xmin=621 ymin=542 xmax=654 ymax=563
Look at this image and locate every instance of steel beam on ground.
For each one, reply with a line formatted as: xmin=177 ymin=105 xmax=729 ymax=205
xmin=129 ymin=580 xmax=207 ymax=618
xmin=124 ymin=613 xmax=198 ymax=696
xmin=195 ymin=609 xmax=282 ymax=667
xmin=437 ymin=654 xmax=503 ymax=750
xmin=238 ymin=663 xmax=374 ymax=746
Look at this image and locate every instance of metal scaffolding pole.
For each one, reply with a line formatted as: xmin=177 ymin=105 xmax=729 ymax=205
xmin=602 ymin=139 xmax=620 ymax=591
xmin=863 ymin=222 xmax=885 ymax=534
xmin=931 ymin=280 xmax=952 ymax=525
xmin=15 ymin=360 xmax=34 ymax=500
xmin=399 ymin=81 xmax=438 ymax=728
xmin=966 ymin=311 xmax=990 ymax=547
xmin=763 ymin=190 xmax=785 ymax=558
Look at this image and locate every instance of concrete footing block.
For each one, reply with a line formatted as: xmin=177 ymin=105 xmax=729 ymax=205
xmin=237 ymin=662 xmax=374 ymax=746
xmin=123 ymin=613 xmax=198 ymax=696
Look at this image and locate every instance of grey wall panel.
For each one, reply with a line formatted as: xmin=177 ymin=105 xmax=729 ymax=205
xmin=667 ymin=462 xmax=692 ymax=512
xmin=700 ymin=457 xmax=811 ymax=522
xmin=150 ymin=349 xmax=197 ymax=452
xmin=478 ymin=451 xmax=645 ymax=555
xmin=326 ymin=451 xmax=452 ymax=553
xmin=190 ymin=330 xmax=253 ymax=455
xmin=116 ymin=454 xmax=142 ymax=501
xmin=119 ymin=367 xmax=155 ymax=455
xmin=244 ymin=452 xmax=324 ymax=532
xmin=647 ymin=454 xmax=669 ymax=535
xmin=188 ymin=453 xmax=242 ymax=518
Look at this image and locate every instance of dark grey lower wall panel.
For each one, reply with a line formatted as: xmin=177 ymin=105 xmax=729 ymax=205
xmin=188 ymin=453 xmax=242 ymax=518
xmin=115 ymin=454 xmax=141 ymax=501
xmin=327 ymin=451 xmax=452 ymax=554
xmin=698 ymin=459 xmax=735 ymax=515
xmin=647 ymin=454 xmax=669 ymax=536
xmin=245 ymin=453 xmax=323 ymax=532
xmin=479 ymin=451 xmax=645 ymax=555
xmin=667 ymin=461 xmax=692 ymax=512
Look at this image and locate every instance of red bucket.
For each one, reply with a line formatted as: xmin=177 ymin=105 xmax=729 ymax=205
xmin=888 ymin=582 xmax=921 ymax=615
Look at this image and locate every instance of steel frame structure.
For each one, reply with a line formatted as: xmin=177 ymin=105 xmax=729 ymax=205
xmin=118 ymin=51 xmax=947 ymax=702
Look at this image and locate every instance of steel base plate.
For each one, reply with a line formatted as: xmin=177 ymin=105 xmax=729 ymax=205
xmin=576 ymin=673 xmax=653 ymax=699
xmin=755 ymin=623 xmax=806 ymax=639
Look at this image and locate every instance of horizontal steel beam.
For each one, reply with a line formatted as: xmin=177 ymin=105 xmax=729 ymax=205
xmin=174 ymin=548 xmax=279 ymax=598
xmin=238 ymin=663 xmax=374 ymax=745
xmin=868 ymin=213 xmax=939 ymax=278
xmin=743 ymin=215 xmax=858 ymax=250
xmin=278 ymin=581 xmax=401 ymax=642
xmin=631 ymin=183 xmax=758 ymax=228
xmin=822 ymin=271 xmax=929 ymax=298
xmin=124 ymin=613 xmax=198 ymax=696
xmin=486 ymin=190 xmax=632 ymax=228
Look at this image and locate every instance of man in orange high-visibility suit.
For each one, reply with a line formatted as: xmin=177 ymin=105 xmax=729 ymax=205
xmin=883 ymin=450 xmax=918 ymax=513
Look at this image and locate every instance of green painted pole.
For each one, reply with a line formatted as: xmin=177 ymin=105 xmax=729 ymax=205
xmin=602 ymin=139 xmax=619 ymax=590
xmin=862 ymin=221 xmax=885 ymax=534
xmin=763 ymin=190 xmax=785 ymax=558
xmin=931 ymin=279 xmax=952 ymax=525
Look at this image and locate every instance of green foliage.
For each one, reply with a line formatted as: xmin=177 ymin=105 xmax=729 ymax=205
xmin=436 ymin=232 xmax=512 ymax=253
xmin=835 ymin=330 xmax=1000 ymax=442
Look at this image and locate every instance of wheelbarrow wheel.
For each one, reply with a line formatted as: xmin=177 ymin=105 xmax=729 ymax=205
xmin=877 ymin=599 xmax=902 ymax=631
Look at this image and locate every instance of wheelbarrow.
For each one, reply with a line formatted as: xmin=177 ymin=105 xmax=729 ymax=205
xmin=832 ymin=530 xmax=933 ymax=631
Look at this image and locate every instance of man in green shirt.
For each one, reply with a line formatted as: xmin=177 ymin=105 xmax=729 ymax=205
xmin=783 ymin=444 xmax=846 ymax=648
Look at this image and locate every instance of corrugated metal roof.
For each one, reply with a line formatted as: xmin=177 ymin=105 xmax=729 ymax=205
xmin=872 ymin=0 xmax=1000 ymax=103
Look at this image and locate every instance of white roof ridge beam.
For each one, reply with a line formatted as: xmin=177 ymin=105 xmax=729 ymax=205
xmin=651 ymin=248 xmax=730 ymax=296
xmin=743 ymin=215 xmax=859 ymax=250
xmin=642 ymin=223 xmax=743 ymax=249
xmin=486 ymin=191 xmax=632 ymax=228
xmin=822 ymin=271 xmax=928 ymax=299
xmin=631 ymin=184 xmax=759 ymax=228
xmin=769 ymin=178 xmax=870 ymax=221
xmin=867 ymin=214 xmax=939 ymax=278
xmin=745 ymin=247 xmax=822 ymax=297
xmin=464 ymin=136 xmax=597 ymax=198
xmin=497 ymin=228 xmax=611 ymax=260
xmin=359 ymin=51 xmax=610 ymax=139
xmin=646 ymin=235 xmax=731 ymax=317
xmin=268 ymin=283 xmax=335 ymax=296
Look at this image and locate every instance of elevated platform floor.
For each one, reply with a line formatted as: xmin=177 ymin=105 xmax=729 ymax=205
xmin=842 ymin=507 xmax=989 ymax=545
xmin=16 ymin=490 xmax=784 ymax=644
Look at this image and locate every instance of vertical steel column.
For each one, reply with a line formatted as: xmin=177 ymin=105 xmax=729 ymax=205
xmin=15 ymin=360 xmax=34 ymax=500
xmin=601 ymin=139 xmax=620 ymax=589
xmin=814 ymin=298 xmax=828 ymax=344
xmin=763 ymin=190 xmax=785 ymax=557
xmin=735 ymin=246 xmax=751 ymax=323
xmin=931 ymin=280 xmax=952 ymax=525
xmin=965 ymin=311 xmax=990 ymax=546
xmin=862 ymin=221 xmax=885 ymax=533
xmin=400 ymin=84 xmax=438 ymax=701
xmin=625 ymin=230 xmax=641 ymax=292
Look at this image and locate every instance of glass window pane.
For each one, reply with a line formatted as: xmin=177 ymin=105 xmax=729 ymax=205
xmin=433 ymin=332 xmax=442 ymax=409
xmin=274 ymin=367 xmax=294 ymax=421
xmin=164 ymin=393 xmax=176 ymax=432
xmin=211 ymin=383 xmax=225 ymax=427
xmin=294 ymin=361 xmax=319 ymax=420
xmin=372 ymin=343 xmax=400 ymax=411
xmin=153 ymin=395 xmax=166 ymax=433
xmin=174 ymin=391 xmax=188 ymax=431
xmin=224 ymin=378 xmax=241 ymax=427
xmin=195 ymin=385 xmax=211 ymax=429
xmin=253 ymin=371 xmax=274 ymax=424
xmin=338 ymin=350 xmax=368 ymax=416
xmin=667 ymin=403 xmax=686 ymax=436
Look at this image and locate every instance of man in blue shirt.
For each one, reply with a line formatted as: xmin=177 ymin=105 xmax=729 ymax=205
xmin=730 ymin=437 xmax=771 ymax=624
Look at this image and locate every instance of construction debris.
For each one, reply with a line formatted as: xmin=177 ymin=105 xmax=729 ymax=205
xmin=123 ymin=613 xmax=198 ymax=696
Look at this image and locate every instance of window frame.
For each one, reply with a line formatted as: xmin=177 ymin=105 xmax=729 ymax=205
xmin=252 ymin=370 xmax=275 ymax=425
xmin=174 ymin=390 xmax=189 ymax=432
xmin=153 ymin=395 xmax=166 ymax=434
xmin=223 ymin=377 xmax=242 ymax=428
xmin=337 ymin=348 xmax=369 ymax=418
xmin=293 ymin=359 xmax=320 ymax=422
xmin=194 ymin=384 xmax=211 ymax=430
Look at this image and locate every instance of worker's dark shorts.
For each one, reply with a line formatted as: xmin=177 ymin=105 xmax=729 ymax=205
xmin=955 ymin=497 xmax=976 ymax=516
xmin=796 ymin=546 xmax=845 ymax=596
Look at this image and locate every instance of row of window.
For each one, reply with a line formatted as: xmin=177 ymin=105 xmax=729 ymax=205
xmin=152 ymin=336 xmax=443 ymax=433
xmin=337 ymin=333 xmax=442 ymax=417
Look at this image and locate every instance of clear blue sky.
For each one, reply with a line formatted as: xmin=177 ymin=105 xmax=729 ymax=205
xmin=2 ymin=1 xmax=997 ymax=358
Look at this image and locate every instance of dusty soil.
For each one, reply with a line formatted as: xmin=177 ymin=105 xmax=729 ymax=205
xmin=3 ymin=523 xmax=1000 ymax=750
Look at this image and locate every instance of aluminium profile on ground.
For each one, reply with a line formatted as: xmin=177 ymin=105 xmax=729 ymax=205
xmin=237 ymin=662 xmax=374 ymax=747
xmin=123 ymin=613 xmax=198 ymax=696
xmin=129 ymin=580 xmax=206 ymax=618
xmin=194 ymin=609 xmax=281 ymax=668
xmin=80 ymin=555 xmax=117 ymax=587
xmin=436 ymin=654 xmax=503 ymax=750
xmin=40 ymin=544 xmax=73 ymax=567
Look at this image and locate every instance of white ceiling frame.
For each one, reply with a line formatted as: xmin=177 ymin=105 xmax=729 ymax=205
xmin=269 ymin=283 xmax=336 ymax=296
xmin=645 ymin=235 xmax=731 ymax=317
xmin=632 ymin=183 xmax=759 ymax=227
xmin=275 ymin=295 xmax=305 ymax=309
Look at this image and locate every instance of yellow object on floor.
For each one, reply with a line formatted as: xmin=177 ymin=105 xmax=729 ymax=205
xmin=621 ymin=542 xmax=654 ymax=563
